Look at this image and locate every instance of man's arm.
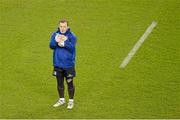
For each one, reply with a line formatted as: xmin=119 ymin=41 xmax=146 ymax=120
xmin=64 ymin=34 xmax=77 ymax=52
xmin=49 ymin=33 xmax=58 ymax=49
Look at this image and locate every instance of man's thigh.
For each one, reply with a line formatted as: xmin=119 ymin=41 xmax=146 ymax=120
xmin=65 ymin=67 xmax=76 ymax=77
xmin=53 ymin=67 xmax=65 ymax=77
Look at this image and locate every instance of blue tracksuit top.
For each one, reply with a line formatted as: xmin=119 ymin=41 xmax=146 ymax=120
xmin=49 ymin=28 xmax=77 ymax=68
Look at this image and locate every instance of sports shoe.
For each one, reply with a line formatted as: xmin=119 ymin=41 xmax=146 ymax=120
xmin=67 ymin=102 xmax=74 ymax=109
xmin=53 ymin=100 xmax=65 ymax=107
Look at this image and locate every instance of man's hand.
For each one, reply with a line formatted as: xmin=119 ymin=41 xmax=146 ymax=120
xmin=55 ymin=34 xmax=67 ymax=43
xmin=59 ymin=35 xmax=67 ymax=41
xmin=55 ymin=34 xmax=68 ymax=47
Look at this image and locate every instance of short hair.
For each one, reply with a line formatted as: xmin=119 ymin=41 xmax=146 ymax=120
xmin=59 ymin=19 xmax=69 ymax=26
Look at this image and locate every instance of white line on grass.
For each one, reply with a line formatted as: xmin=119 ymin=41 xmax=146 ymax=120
xmin=120 ymin=21 xmax=157 ymax=69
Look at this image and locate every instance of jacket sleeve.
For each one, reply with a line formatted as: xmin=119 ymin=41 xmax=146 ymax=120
xmin=64 ymin=34 xmax=77 ymax=52
xmin=49 ymin=32 xmax=58 ymax=49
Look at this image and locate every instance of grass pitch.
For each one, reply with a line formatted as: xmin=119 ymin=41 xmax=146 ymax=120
xmin=0 ymin=0 xmax=180 ymax=118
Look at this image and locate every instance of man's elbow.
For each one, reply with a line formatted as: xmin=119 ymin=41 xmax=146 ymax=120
xmin=67 ymin=46 xmax=75 ymax=53
xmin=49 ymin=45 xmax=55 ymax=49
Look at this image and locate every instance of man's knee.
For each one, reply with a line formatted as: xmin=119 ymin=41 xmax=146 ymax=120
xmin=57 ymin=85 xmax=64 ymax=90
xmin=66 ymin=78 xmax=74 ymax=89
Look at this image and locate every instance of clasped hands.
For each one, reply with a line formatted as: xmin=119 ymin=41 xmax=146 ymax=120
xmin=56 ymin=34 xmax=67 ymax=43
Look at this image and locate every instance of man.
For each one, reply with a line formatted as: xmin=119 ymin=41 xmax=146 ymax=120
xmin=49 ymin=19 xmax=77 ymax=109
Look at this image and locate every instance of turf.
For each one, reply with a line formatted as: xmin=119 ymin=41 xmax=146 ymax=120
xmin=0 ymin=0 xmax=180 ymax=118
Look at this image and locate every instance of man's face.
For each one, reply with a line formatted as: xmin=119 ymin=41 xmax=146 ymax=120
xmin=59 ymin=22 xmax=68 ymax=33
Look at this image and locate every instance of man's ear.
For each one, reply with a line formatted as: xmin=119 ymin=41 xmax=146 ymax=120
xmin=56 ymin=27 xmax=60 ymax=32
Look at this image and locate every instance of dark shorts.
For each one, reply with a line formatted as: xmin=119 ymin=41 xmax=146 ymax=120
xmin=52 ymin=66 xmax=76 ymax=78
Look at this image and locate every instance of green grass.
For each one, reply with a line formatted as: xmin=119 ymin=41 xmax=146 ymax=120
xmin=0 ymin=0 xmax=180 ymax=118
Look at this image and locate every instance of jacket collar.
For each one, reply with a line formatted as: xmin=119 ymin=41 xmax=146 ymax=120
xmin=57 ymin=28 xmax=71 ymax=35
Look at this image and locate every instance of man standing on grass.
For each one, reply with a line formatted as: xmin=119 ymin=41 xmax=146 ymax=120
xmin=49 ymin=19 xmax=77 ymax=109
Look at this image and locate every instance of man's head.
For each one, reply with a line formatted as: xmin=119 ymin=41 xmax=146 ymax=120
xmin=59 ymin=19 xmax=69 ymax=33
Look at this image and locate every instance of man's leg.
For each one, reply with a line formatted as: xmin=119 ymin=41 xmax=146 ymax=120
xmin=56 ymin=71 xmax=65 ymax=98
xmin=64 ymin=67 xmax=76 ymax=109
xmin=66 ymin=77 xmax=75 ymax=99
xmin=53 ymin=68 xmax=65 ymax=107
xmin=66 ymin=77 xmax=75 ymax=109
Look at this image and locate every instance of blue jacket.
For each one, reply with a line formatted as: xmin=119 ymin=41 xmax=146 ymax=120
xmin=49 ymin=28 xmax=77 ymax=68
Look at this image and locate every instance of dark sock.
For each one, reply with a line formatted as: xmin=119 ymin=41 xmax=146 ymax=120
xmin=58 ymin=86 xmax=64 ymax=98
xmin=68 ymin=87 xmax=75 ymax=99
